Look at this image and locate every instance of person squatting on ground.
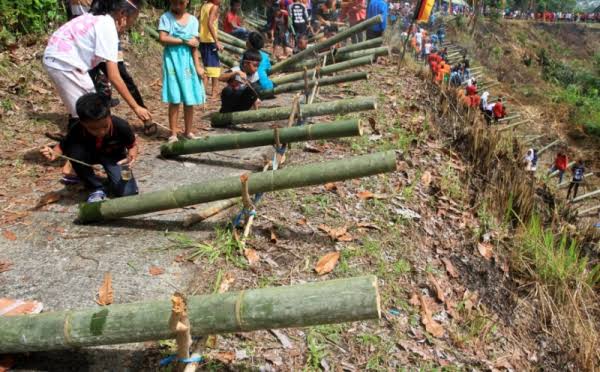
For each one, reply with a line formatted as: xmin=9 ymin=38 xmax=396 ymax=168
xmin=199 ymin=0 xmax=222 ymax=99
xmin=41 ymin=93 xmax=139 ymax=203
xmin=246 ymin=32 xmax=274 ymax=91
xmin=548 ymin=151 xmax=568 ymax=184
xmin=223 ymin=0 xmax=249 ymax=40
xmin=567 ymin=160 xmax=585 ymax=200
xmin=159 ymin=0 xmax=207 ymax=143
xmin=219 ymin=50 xmax=261 ymax=114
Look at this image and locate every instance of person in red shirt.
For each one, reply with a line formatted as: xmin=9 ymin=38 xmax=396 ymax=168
xmin=271 ymin=7 xmax=291 ymax=59
xmin=223 ymin=0 xmax=248 ymax=40
xmin=466 ymin=82 xmax=477 ymax=96
xmin=492 ymin=97 xmax=506 ymax=122
xmin=548 ymin=151 xmax=569 ymax=183
xmin=341 ymin=0 xmax=366 ymax=43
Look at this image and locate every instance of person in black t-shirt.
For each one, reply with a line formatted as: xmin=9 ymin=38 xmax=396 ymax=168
xmin=289 ymin=0 xmax=312 ymax=43
xmin=567 ymin=159 xmax=585 ymax=200
xmin=41 ymin=93 xmax=139 ymax=203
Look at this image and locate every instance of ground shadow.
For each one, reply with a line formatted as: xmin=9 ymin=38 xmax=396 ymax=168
xmin=27 ymin=111 xmax=67 ymax=131
xmin=171 ymin=155 xmax=265 ymax=171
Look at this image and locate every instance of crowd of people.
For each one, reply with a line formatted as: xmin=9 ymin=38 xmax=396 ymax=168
xmin=38 ymin=0 xmax=389 ymax=204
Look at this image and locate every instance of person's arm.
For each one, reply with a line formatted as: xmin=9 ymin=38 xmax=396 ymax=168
xmin=219 ymin=69 xmax=246 ymax=82
xmin=158 ymin=30 xmax=199 ymax=47
xmin=192 ymin=45 xmax=206 ymax=78
xmin=105 ymin=61 xmax=151 ymax=121
xmin=208 ymin=5 xmax=222 ymax=50
xmin=41 ymin=144 xmax=62 ymax=161
xmin=118 ymin=143 xmax=139 ymax=166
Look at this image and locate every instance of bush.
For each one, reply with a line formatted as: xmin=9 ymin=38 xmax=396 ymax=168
xmin=0 ymin=0 xmax=65 ymax=45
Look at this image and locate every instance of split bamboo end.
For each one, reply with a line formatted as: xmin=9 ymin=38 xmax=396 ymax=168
xmin=357 ymin=120 xmax=364 ymax=136
xmin=371 ymin=275 xmax=382 ymax=320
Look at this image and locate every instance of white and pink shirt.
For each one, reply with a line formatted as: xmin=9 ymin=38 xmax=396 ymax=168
xmin=44 ymin=13 xmax=119 ymax=72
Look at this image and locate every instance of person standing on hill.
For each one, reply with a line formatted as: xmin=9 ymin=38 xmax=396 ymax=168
xmin=223 ymin=0 xmax=249 ymax=40
xmin=199 ymin=0 xmax=223 ymax=99
xmin=567 ymin=160 xmax=585 ymax=200
xmin=366 ymin=0 xmax=388 ymax=40
xmin=492 ymin=97 xmax=506 ymax=122
xmin=289 ymin=0 xmax=312 ymax=43
xmin=341 ymin=0 xmax=367 ymax=43
xmin=548 ymin=151 xmax=568 ymax=183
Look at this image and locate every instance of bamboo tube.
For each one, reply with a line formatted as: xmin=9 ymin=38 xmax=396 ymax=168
xmin=538 ymin=139 xmax=561 ymax=155
xmin=271 ymin=55 xmax=374 ymax=85
xmin=262 ymin=72 xmax=368 ymax=98
xmin=308 ymin=32 xmax=324 ymax=42
xmin=219 ymin=52 xmax=237 ymax=68
xmin=578 ymin=204 xmax=600 ymax=216
xmin=182 ymin=198 xmax=240 ymax=227
xmin=78 ymin=151 xmax=395 ymax=223
xmin=210 ymin=96 xmax=376 ymax=127
xmin=523 ymin=134 xmax=545 ymax=143
xmin=335 ymin=37 xmax=383 ymax=54
xmin=497 ymin=114 xmax=521 ymax=123
xmin=218 ymin=30 xmax=247 ymax=49
xmin=0 ymin=276 xmax=381 ymax=353
xmin=161 ymin=119 xmax=362 ymax=157
xmin=498 ymin=119 xmax=530 ymax=131
xmin=270 ymin=15 xmax=382 ymax=73
xmin=572 ymin=189 xmax=600 ymax=204
xmin=336 ymin=46 xmax=389 ymax=62
xmin=222 ymin=42 xmax=245 ymax=56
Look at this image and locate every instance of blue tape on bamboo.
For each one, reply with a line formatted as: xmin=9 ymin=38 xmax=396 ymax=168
xmin=159 ymin=355 xmax=203 ymax=366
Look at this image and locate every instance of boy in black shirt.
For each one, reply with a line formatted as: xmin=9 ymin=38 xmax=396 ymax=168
xmin=41 ymin=93 xmax=139 ymax=203
xmin=218 ymin=50 xmax=261 ymax=115
xmin=289 ymin=0 xmax=312 ymax=43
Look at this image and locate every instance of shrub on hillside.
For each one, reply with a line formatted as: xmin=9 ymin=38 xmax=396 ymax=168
xmin=0 ymin=0 xmax=65 ymax=46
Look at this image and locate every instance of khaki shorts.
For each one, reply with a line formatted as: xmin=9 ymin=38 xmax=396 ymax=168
xmin=44 ymin=61 xmax=95 ymax=117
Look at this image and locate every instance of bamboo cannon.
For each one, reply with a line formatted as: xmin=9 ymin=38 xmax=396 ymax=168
xmin=222 ymin=42 xmax=245 ymax=56
xmin=0 ymin=276 xmax=381 ymax=353
xmin=498 ymin=114 xmax=521 ymax=123
xmin=271 ymin=55 xmax=374 ymax=85
xmin=498 ymin=119 xmax=530 ymax=131
xmin=219 ymin=52 xmax=237 ymax=68
xmin=161 ymin=119 xmax=362 ymax=157
xmin=523 ymin=134 xmax=545 ymax=143
xmin=210 ymin=96 xmax=376 ymax=127
xmin=270 ymin=15 xmax=383 ymax=73
xmin=572 ymin=189 xmax=600 ymax=204
xmin=261 ymin=72 xmax=368 ymax=99
xmin=538 ymin=139 xmax=561 ymax=155
xmin=78 ymin=151 xmax=395 ymax=223
xmin=335 ymin=46 xmax=390 ymax=62
xmin=218 ymin=30 xmax=247 ymax=49
xmin=335 ymin=37 xmax=383 ymax=54
xmin=578 ymin=204 xmax=600 ymax=216
xmin=182 ymin=198 xmax=240 ymax=227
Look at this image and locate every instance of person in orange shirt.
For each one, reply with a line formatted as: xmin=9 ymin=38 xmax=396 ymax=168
xmin=341 ymin=0 xmax=367 ymax=43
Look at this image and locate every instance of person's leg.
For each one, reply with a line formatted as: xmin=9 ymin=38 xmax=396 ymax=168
xmin=558 ymin=170 xmax=564 ymax=184
xmin=183 ymin=105 xmax=195 ymax=136
xmin=220 ymin=86 xmax=239 ymax=113
xmin=567 ymin=182 xmax=574 ymax=199
xmin=168 ymin=103 xmax=180 ymax=139
xmin=63 ymin=144 xmax=103 ymax=190
xmin=573 ymin=183 xmax=580 ymax=199
xmin=118 ymin=61 xmax=145 ymax=108
xmin=236 ymin=86 xmax=258 ymax=111
xmin=211 ymin=77 xmax=218 ymax=99
xmin=100 ymin=155 xmax=139 ymax=197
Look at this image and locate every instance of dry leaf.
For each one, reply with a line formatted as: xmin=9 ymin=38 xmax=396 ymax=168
xmin=96 ymin=272 xmax=113 ymax=306
xmin=427 ymin=273 xmax=446 ymax=302
xmin=0 ymin=261 xmax=13 ymax=273
xmin=244 ymin=248 xmax=260 ymax=265
xmin=2 ymin=230 xmax=16 ymax=241
xmin=218 ymin=272 xmax=235 ymax=293
xmin=356 ymin=222 xmax=381 ymax=231
xmin=441 ymin=257 xmax=459 ymax=278
xmin=477 ymin=242 xmax=494 ymax=260
xmin=421 ymin=171 xmax=432 ymax=187
xmin=34 ymin=191 xmax=62 ymax=209
xmin=357 ymin=190 xmax=375 ymax=200
xmin=149 ymin=266 xmax=165 ymax=275
xmin=318 ymin=224 xmax=353 ymax=241
xmin=324 ymin=182 xmax=338 ymax=191
xmin=408 ymin=292 xmax=420 ymax=307
xmin=297 ymin=217 xmax=307 ymax=225
xmin=30 ymin=84 xmax=50 ymax=95
xmin=315 ymin=251 xmax=340 ymax=275
xmin=270 ymin=228 xmax=277 ymax=243
xmin=419 ymin=294 xmax=445 ymax=338
xmin=214 ymin=351 xmax=235 ymax=364
xmin=368 ymin=117 xmax=380 ymax=134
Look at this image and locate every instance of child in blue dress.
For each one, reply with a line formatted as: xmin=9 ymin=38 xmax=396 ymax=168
xmin=159 ymin=0 xmax=206 ymax=143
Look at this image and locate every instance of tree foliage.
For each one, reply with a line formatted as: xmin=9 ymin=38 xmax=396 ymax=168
xmin=0 ymin=0 xmax=65 ymax=44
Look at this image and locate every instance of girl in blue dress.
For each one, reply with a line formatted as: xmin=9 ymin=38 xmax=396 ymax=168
xmin=159 ymin=0 xmax=206 ymax=143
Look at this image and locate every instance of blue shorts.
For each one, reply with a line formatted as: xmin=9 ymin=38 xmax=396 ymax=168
xmin=200 ymin=43 xmax=221 ymax=78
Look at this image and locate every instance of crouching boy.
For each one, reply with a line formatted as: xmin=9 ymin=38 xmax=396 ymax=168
xmin=218 ymin=50 xmax=261 ymax=113
xmin=41 ymin=93 xmax=139 ymax=203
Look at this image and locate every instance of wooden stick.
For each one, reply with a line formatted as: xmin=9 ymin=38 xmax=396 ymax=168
xmin=169 ymin=292 xmax=192 ymax=372
xmin=572 ymin=189 xmax=600 ymax=204
xmin=538 ymin=139 xmax=561 ymax=155
xmin=182 ymin=198 xmax=239 ymax=227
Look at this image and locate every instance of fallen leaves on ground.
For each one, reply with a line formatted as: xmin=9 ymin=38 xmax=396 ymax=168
xmin=96 ymin=272 xmax=113 ymax=306
xmin=421 ymin=171 xmax=432 ymax=187
xmin=418 ymin=294 xmax=445 ymax=338
xmin=33 ymin=191 xmax=62 ymax=209
xmin=324 ymin=182 xmax=338 ymax=191
xmin=315 ymin=251 xmax=340 ymax=275
xmin=357 ymin=190 xmax=375 ymax=200
xmin=214 ymin=351 xmax=235 ymax=364
xmin=0 ymin=261 xmax=13 ymax=273
xmin=2 ymin=230 xmax=16 ymax=241
xmin=149 ymin=266 xmax=165 ymax=276
xmin=318 ymin=224 xmax=353 ymax=242
xmin=244 ymin=248 xmax=260 ymax=265
xmin=356 ymin=222 xmax=381 ymax=231
xmin=428 ymin=273 xmax=446 ymax=302
xmin=218 ymin=272 xmax=235 ymax=293
xmin=441 ymin=257 xmax=459 ymax=278
xmin=477 ymin=242 xmax=494 ymax=260
xmin=270 ymin=228 xmax=278 ymax=243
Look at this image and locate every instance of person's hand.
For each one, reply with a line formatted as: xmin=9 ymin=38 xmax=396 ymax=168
xmin=41 ymin=146 xmax=58 ymax=161
xmin=186 ymin=38 xmax=199 ymax=48
xmin=216 ymin=42 xmax=224 ymax=51
xmin=134 ymin=106 xmax=151 ymax=122
xmin=117 ymin=154 xmax=136 ymax=168
xmin=236 ymin=70 xmax=247 ymax=80
xmin=197 ymin=68 xmax=206 ymax=78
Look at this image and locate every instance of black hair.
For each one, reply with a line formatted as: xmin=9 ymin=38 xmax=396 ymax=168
xmin=90 ymin=0 xmax=142 ymax=16
xmin=76 ymin=93 xmax=111 ymax=122
xmin=242 ymin=49 xmax=262 ymax=63
xmin=230 ymin=0 xmax=241 ymax=6
xmin=247 ymin=32 xmax=264 ymax=50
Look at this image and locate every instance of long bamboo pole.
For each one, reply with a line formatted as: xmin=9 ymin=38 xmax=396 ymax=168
xmin=538 ymin=139 xmax=560 ymax=155
xmin=210 ymin=96 xmax=376 ymax=127
xmin=261 ymin=72 xmax=368 ymax=98
xmin=550 ymin=161 xmax=575 ymax=177
xmin=271 ymin=55 xmax=374 ymax=85
xmin=336 ymin=46 xmax=390 ymax=62
xmin=572 ymin=189 xmax=600 ymax=204
xmin=498 ymin=119 xmax=530 ymax=131
xmin=270 ymin=15 xmax=383 ymax=73
xmin=218 ymin=30 xmax=247 ymax=49
xmin=78 ymin=151 xmax=395 ymax=223
xmin=0 ymin=276 xmax=381 ymax=353
xmin=497 ymin=114 xmax=521 ymax=123
xmin=335 ymin=37 xmax=383 ymax=54
xmin=161 ymin=119 xmax=362 ymax=157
